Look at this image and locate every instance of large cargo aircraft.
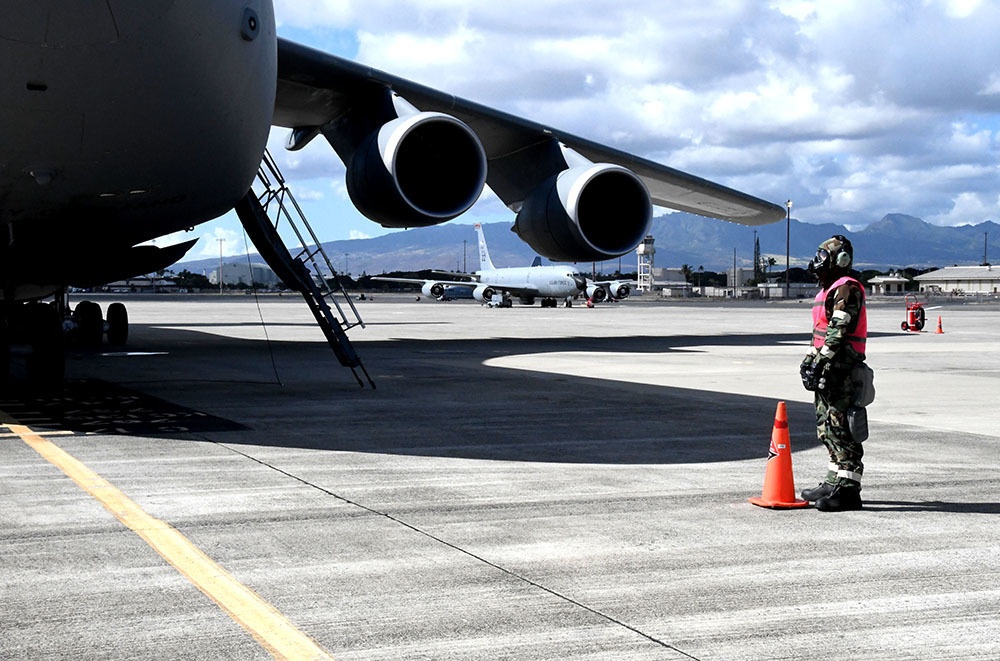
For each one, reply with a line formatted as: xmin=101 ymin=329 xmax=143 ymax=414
xmin=0 ymin=1 xmax=784 ymax=382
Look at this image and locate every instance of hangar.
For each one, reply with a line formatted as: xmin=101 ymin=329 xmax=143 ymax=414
xmin=913 ymin=265 xmax=1000 ymax=295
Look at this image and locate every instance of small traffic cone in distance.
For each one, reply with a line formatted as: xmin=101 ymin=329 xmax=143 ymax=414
xmin=935 ymin=316 xmax=944 ymax=334
xmin=749 ymin=401 xmax=809 ymax=509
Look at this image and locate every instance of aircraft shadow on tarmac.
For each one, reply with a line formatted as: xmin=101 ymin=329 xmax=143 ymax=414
xmin=0 ymin=326 xmax=855 ymax=466
xmin=0 ymin=379 xmax=248 ymax=436
xmin=3 ymin=326 xmax=894 ymax=465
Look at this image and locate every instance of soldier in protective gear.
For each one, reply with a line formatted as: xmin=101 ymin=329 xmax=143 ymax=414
xmin=799 ymin=235 xmax=868 ymax=511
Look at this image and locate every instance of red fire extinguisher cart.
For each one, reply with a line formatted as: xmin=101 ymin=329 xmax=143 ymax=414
xmin=901 ymin=294 xmax=926 ymax=331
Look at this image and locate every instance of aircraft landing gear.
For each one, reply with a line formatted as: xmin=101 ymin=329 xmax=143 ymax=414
xmin=68 ymin=299 xmax=129 ymax=349
xmin=1 ymin=296 xmax=130 ymax=387
xmin=72 ymin=300 xmax=103 ymax=348
xmin=107 ymin=302 xmax=128 ymax=346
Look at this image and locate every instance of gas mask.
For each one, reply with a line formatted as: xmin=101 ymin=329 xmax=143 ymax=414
xmin=808 ymin=235 xmax=853 ymax=282
xmin=808 ymin=247 xmax=831 ymax=276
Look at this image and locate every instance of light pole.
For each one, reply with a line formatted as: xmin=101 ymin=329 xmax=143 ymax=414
xmin=217 ymin=238 xmax=225 ymax=295
xmin=785 ymin=200 xmax=793 ymax=298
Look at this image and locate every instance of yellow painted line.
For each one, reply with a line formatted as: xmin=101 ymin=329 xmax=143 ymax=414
xmin=2 ymin=418 xmax=333 ymax=660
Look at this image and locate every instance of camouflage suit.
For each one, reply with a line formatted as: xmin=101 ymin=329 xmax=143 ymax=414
xmin=812 ymin=278 xmax=866 ymax=487
xmin=800 ymin=235 xmax=868 ymax=511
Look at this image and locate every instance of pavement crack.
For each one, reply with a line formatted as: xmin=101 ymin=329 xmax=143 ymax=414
xmin=220 ymin=443 xmax=702 ymax=660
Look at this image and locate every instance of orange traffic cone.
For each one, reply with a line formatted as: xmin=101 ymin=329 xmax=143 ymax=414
xmin=935 ymin=316 xmax=944 ymax=334
xmin=749 ymin=401 xmax=809 ymax=509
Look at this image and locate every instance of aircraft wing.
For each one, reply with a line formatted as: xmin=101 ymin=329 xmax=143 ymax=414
xmin=273 ymin=38 xmax=785 ymax=261
xmin=371 ymin=277 xmax=551 ymax=303
xmin=371 ymin=276 xmax=473 ymax=287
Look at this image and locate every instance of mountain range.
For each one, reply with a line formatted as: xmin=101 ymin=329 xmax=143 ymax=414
xmin=175 ymin=213 xmax=1000 ymax=276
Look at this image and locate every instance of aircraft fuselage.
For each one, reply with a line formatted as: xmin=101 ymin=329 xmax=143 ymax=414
xmin=477 ymin=266 xmax=586 ymax=299
xmin=1 ymin=0 xmax=277 ymax=298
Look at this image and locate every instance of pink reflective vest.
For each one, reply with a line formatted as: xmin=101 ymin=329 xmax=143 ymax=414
xmin=812 ymin=275 xmax=867 ymax=354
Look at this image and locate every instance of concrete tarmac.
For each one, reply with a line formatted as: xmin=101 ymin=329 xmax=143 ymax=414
xmin=2 ymin=294 xmax=998 ymax=660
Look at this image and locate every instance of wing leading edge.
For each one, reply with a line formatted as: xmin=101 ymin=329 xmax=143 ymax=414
xmin=273 ymin=38 xmax=784 ymax=261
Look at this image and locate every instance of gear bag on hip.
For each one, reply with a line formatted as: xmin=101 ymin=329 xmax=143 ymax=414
xmin=850 ymin=362 xmax=875 ymax=407
xmin=848 ymin=362 xmax=875 ymax=443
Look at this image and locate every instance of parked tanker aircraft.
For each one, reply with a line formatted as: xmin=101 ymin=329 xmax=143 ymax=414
xmin=1 ymin=0 xmax=784 ymax=382
xmin=375 ymin=224 xmax=588 ymax=307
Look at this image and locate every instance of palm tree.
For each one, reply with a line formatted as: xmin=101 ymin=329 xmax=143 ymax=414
xmin=680 ymin=264 xmax=694 ymax=283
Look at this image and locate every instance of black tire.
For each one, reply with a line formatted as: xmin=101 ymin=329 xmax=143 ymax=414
xmin=73 ymin=300 xmax=103 ymax=348
xmin=107 ymin=302 xmax=128 ymax=346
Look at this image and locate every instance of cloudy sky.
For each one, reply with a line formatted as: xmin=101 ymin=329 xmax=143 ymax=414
xmin=199 ymin=0 xmax=1000 ymax=257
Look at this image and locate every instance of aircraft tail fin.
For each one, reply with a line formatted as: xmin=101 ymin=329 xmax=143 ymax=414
xmin=475 ymin=223 xmax=495 ymax=271
xmin=530 ymin=256 xmax=542 ymax=267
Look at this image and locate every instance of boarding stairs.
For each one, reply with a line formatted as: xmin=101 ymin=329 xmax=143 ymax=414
xmin=234 ymin=149 xmax=374 ymax=388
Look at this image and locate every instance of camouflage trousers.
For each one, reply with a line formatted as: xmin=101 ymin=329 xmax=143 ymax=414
xmin=815 ymin=368 xmax=864 ymax=487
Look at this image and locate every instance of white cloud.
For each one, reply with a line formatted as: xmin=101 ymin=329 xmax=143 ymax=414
xmin=195 ymin=226 xmax=247 ymax=258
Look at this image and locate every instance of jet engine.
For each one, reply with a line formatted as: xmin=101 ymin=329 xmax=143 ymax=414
xmin=512 ymin=164 xmax=652 ymax=262
xmin=421 ymin=282 xmax=446 ymax=299
xmin=472 ymin=284 xmax=498 ymax=303
xmin=346 ymin=112 xmax=487 ymax=228
xmin=605 ymin=281 xmax=632 ymax=300
xmin=585 ymin=284 xmax=608 ymax=302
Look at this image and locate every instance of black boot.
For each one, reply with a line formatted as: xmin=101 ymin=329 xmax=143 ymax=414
xmin=814 ymin=485 xmax=863 ymax=512
xmin=801 ymin=482 xmax=835 ymax=502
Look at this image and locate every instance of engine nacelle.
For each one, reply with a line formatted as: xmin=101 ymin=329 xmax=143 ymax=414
xmin=472 ymin=284 xmax=498 ymax=303
xmin=421 ymin=282 xmax=446 ymax=299
xmin=606 ymin=281 xmax=631 ymax=300
xmin=586 ymin=284 xmax=608 ymax=302
xmin=512 ymin=164 xmax=652 ymax=262
xmin=346 ymin=112 xmax=487 ymax=228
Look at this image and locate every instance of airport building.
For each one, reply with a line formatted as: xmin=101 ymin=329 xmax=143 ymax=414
xmin=209 ymin=262 xmax=280 ymax=287
xmin=653 ymin=268 xmax=692 ymax=297
xmin=913 ymin=265 xmax=1000 ymax=295
xmin=868 ymin=272 xmax=910 ymax=295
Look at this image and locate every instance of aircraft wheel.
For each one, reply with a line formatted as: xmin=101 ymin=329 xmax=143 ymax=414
xmin=107 ymin=302 xmax=128 ymax=346
xmin=73 ymin=300 xmax=104 ymax=348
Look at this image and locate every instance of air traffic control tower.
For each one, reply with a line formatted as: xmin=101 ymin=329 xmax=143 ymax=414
xmin=637 ymin=235 xmax=655 ymax=292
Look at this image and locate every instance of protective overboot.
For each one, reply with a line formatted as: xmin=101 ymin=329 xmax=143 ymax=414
xmin=801 ymin=482 xmax=835 ymax=502
xmin=814 ymin=485 xmax=863 ymax=512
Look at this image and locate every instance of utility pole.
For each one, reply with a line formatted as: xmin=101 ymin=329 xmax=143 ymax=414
xmin=217 ymin=238 xmax=224 ymax=295
xmin=753 ymin=230 xmax=761 ymax=283
xmin=733 ymin=247 xmax=737 ymax=298
xmin=785 ymin=200 xmax=793 ymax=298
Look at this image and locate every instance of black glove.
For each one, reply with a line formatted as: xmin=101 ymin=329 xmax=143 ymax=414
xmin=800 ymin=354 xmax=817 ymax=391
xmin=800 ymin=351 xmax=832 ymax=391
